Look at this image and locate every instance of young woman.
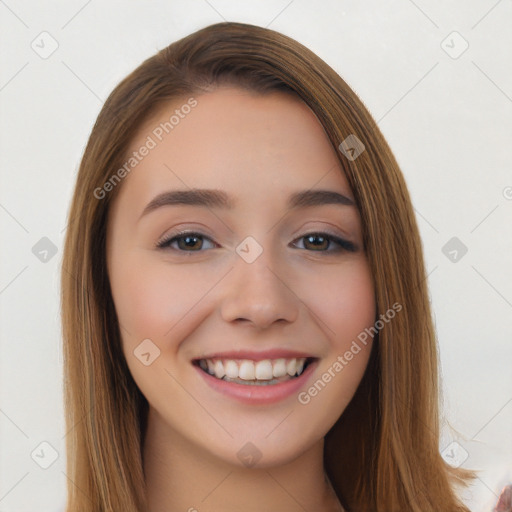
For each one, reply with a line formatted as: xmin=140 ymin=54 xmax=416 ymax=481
xmin=61 ymin=22 xmax=477 ymax=511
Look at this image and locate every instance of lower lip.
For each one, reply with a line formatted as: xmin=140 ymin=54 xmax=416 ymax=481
xmin=194 ymin=360 xmax=318 ymax=405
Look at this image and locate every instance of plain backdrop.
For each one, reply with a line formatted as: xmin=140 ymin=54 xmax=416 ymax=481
xmin=1 ymin=1 xmax=511 ymax=510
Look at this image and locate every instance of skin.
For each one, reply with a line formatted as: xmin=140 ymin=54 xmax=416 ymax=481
xmin=106 ymin=87 xmax=376 ymax=512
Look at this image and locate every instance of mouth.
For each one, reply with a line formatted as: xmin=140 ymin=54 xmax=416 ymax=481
xmin=192 ymin=356 xmax=317 ymax=386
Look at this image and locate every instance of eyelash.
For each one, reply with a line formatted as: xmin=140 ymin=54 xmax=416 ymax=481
xmin=155 ymin=230 xmax=357 ymax=254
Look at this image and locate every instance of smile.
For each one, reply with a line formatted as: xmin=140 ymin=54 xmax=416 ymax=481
xmin=192 ymin=352 xmax=318 ymax=404
xmin=196 ymin=357 xmax=312 ymax=385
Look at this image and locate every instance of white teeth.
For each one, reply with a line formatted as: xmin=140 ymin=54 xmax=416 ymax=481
xmin=224 ymin=360 xmax=239 ymax=379
xmin=213 ymin=360 xmax=225 ymax=379
xmin=198 ymin=357 xmax=308 ymax=381
xmin=286 ymin=359 xmax=297 ymax=376
xmin=296 ymin=358 xmax=305 ymax=376
xmin=239 ymin=360 xmax=255 ymax=380
xmin=254 ymin=360 xmax=273 ymax=380
xmin=272 ymin=358 xmax=287 ymax=378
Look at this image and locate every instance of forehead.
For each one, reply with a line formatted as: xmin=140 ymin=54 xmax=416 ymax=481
xmin=116 ymin=87 xmax=353 ymax=209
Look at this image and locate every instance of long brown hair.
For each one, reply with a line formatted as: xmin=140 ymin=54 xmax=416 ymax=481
xmin=61 ymin=21 xmax=475 ymax=511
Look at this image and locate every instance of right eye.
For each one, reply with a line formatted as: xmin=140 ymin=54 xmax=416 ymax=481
xmin=156 ymin=231 xmax=218 ymax=252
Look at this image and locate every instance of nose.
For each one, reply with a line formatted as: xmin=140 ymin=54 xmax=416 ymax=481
xmin=220 ymin=248 xmax=299 ymax=329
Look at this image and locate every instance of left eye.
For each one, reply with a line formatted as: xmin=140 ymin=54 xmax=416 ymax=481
xmin=293 ymin=232 xmax=356 ymax=252
xmin=156 ymin=231 xmax=356 ymax=253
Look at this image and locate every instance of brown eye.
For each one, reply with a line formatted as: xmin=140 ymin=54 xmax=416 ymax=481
xmin=176 ymin=235 xmax=203 ymax=251
xmin=293 ymin=232 xmax=357 ymax=253
xmin=156 ymin=232 xmax=216 ymax=252
xmin=303 ymin=234 xmax=329 ymax=251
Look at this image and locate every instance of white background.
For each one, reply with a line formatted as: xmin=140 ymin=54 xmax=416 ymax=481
xmin=1 ymin=1 xmax=511 ymax=510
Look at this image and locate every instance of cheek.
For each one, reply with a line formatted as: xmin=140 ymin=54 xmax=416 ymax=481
xmin=301 ymin=258 xmax=376 ymax=346
xmin=293 ymin=260 xmax=375 ymax=435
xmin=109 ymin=252 xmax=195 ymax=340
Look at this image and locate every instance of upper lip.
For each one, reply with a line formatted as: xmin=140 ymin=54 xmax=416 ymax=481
xmin=193 ymin=349 xmax=316 ymax=362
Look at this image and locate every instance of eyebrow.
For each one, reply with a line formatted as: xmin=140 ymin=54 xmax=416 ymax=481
xmin=139 ymin=188 xmax=355 ymax=218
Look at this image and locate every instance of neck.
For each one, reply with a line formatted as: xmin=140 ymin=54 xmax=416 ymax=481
xmin=142 ymin=407 xmax=343 ymax=512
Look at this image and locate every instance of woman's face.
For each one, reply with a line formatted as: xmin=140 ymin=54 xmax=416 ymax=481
xmin=107 ymin=87 xmax=376 ymax=468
